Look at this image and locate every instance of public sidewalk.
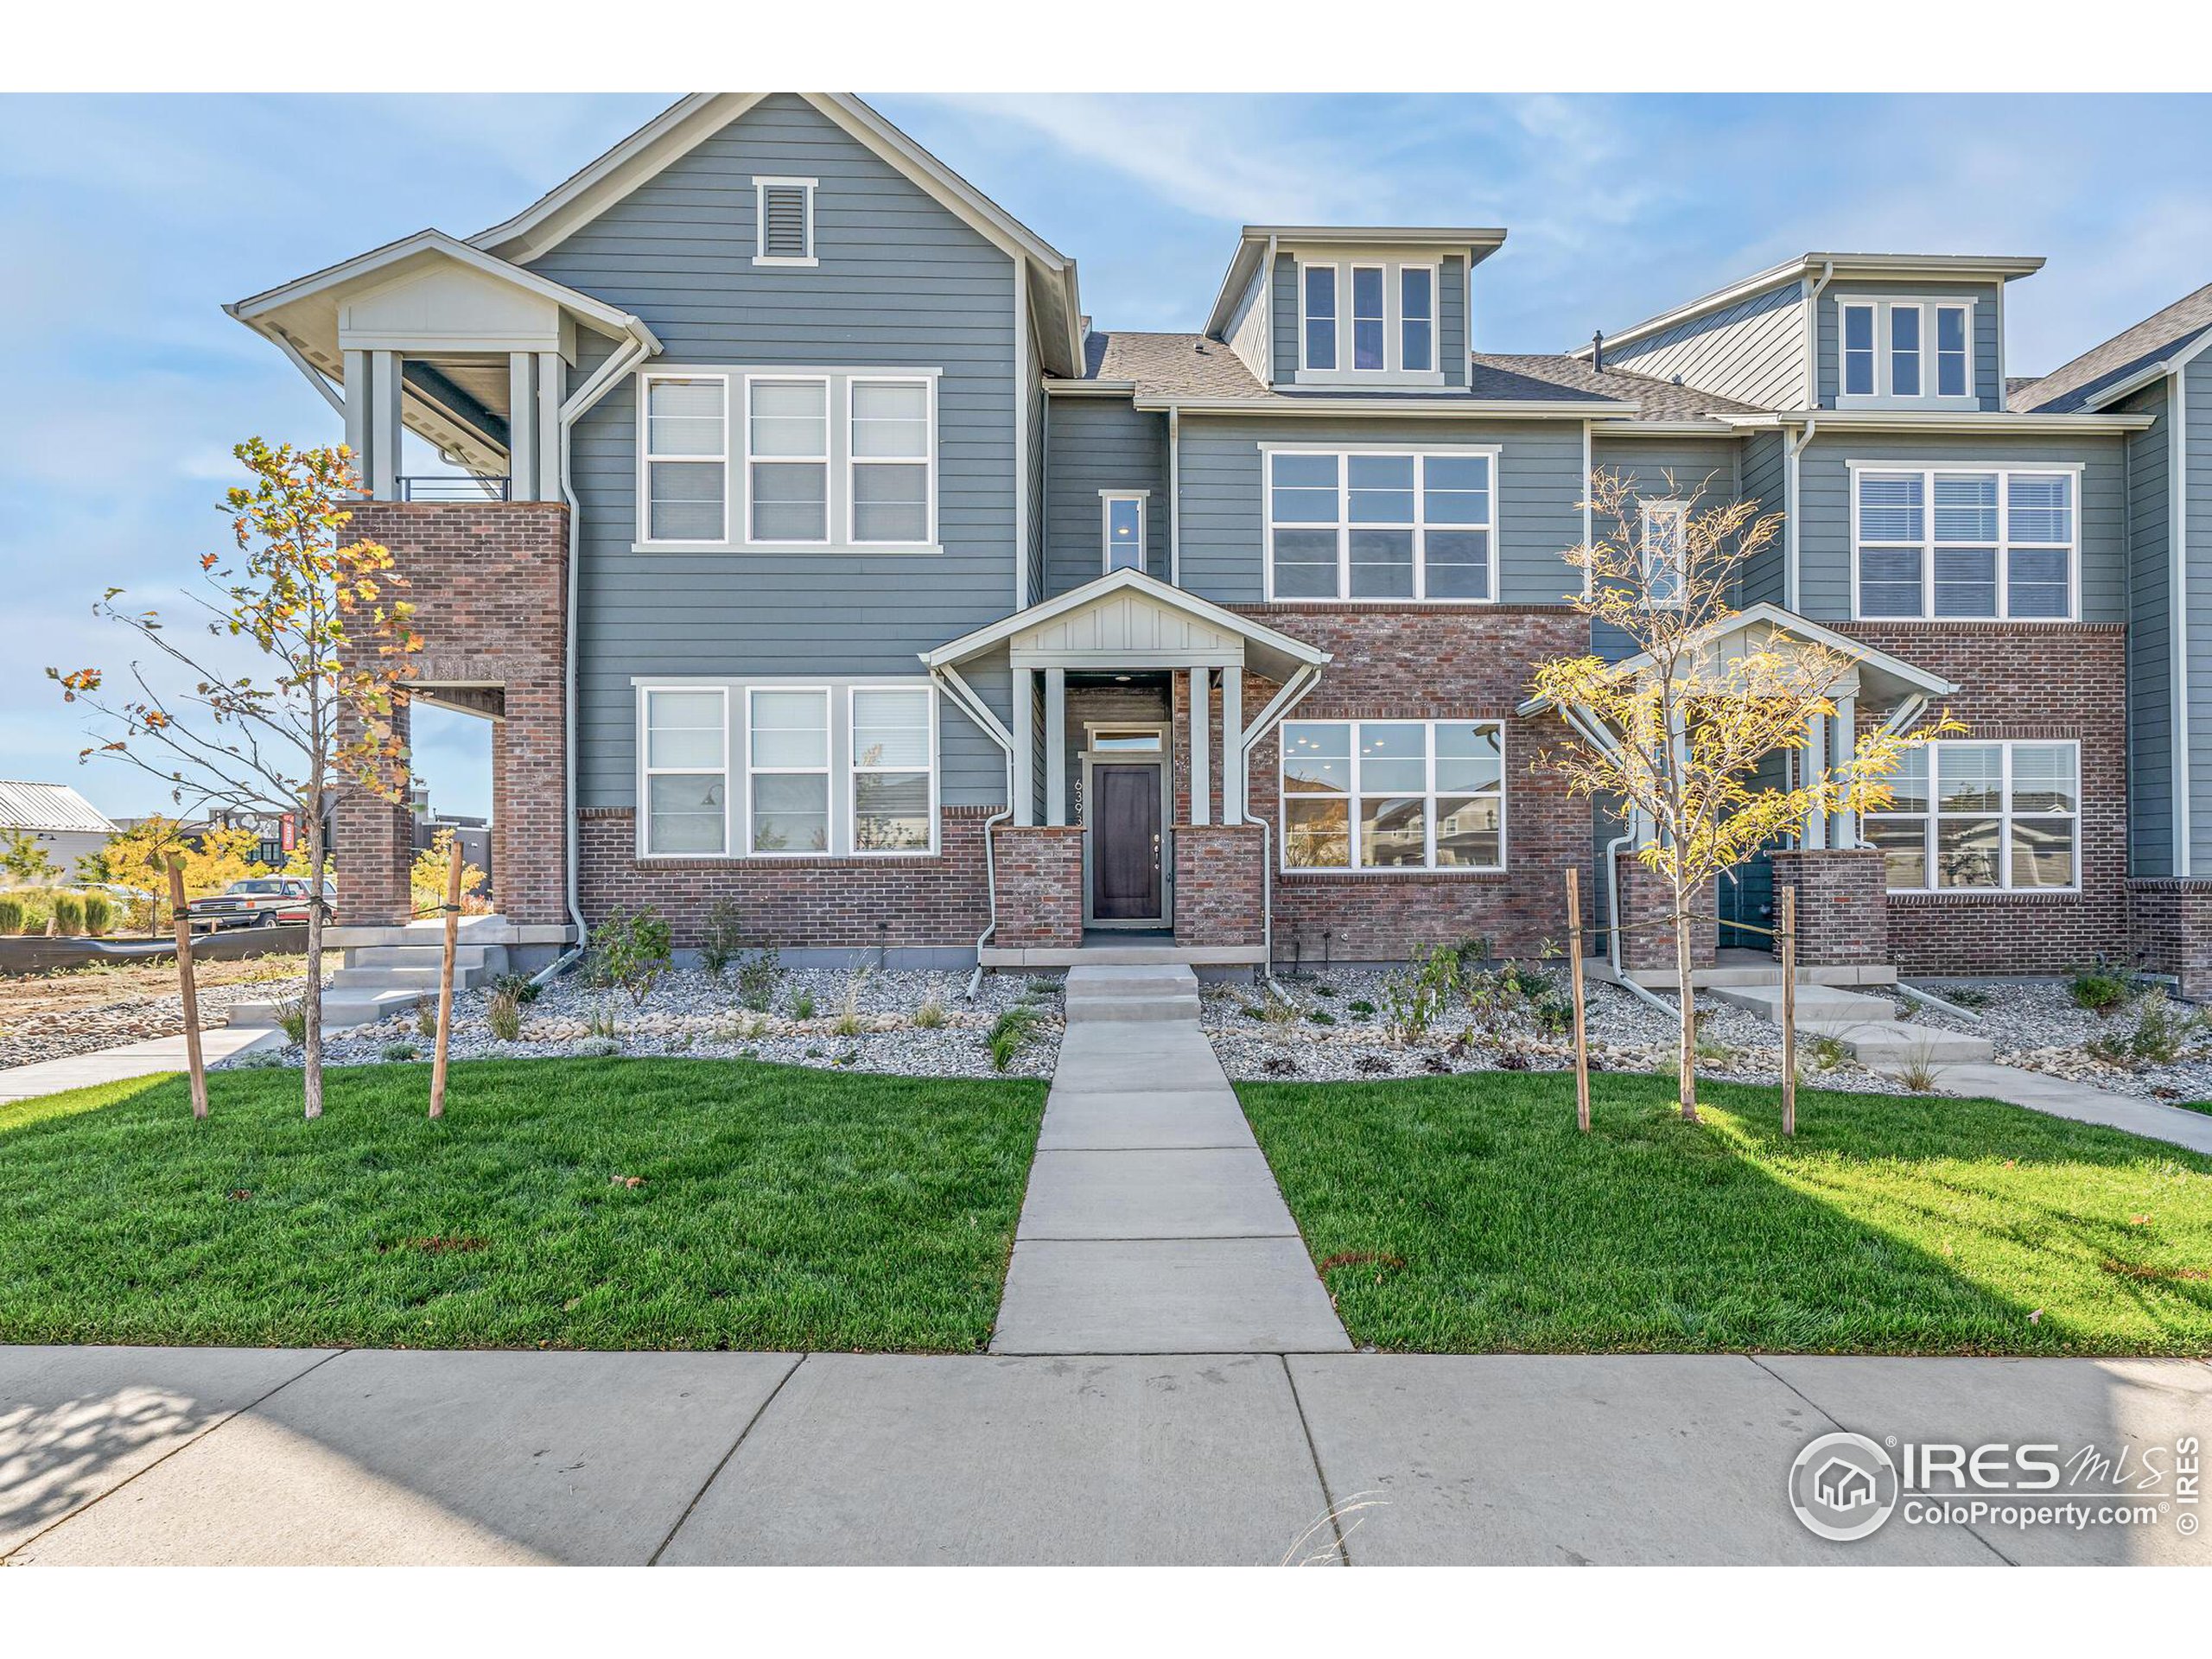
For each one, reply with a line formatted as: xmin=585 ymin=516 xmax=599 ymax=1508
xmin=3 ymin=1344 xmax=2205 ymax=1567
xmin=1926 ymin=1061 xmax=2212 ymax=1156
xmin=0 ymin=1029 xmax=281 ymax=1104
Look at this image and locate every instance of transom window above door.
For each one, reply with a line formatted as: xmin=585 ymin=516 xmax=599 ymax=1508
xmin=1266 ymin=447 xmax=1496 ymax=601
xmin=1838 ymin=296 xmax=1976 ymax=405
xmin=1297 ymin=258 xmax=1443 ymax=385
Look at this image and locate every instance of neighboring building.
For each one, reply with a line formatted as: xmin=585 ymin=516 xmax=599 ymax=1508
xmin=220 ymin=92 xmax=2212 ymax=994
xmin=0 ymin=781 xmax=117 ymax=881
xmin=407 ymin=783 xmax=495 ymax=893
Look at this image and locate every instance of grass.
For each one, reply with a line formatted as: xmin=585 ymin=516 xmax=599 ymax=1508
xmin=0 ymin=1058 xmax=1046 ymax=1352
xmin=1237 ymin=1071 xmax=2212 ymax=1357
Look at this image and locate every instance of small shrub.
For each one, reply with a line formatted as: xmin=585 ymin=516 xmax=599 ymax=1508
xmin=414 ymin=996 xmax=437 ymax=1038
xmin=1347 ymin=998 xmax=1376 ymax=1018
xmin=833 ymin=1008 xmax=864 ymax=1039
xmin=1694 ymin=1036 xmax=1735 ymax=1069
xmin=16 ymin=891 xmax=53 ymax=933
xmin=988 ymin=1005 xmax=1040 ymax=1071
xmin=1449 ymin=932 xmax=1496 ymax=977
xmin=1895 ymin=1046 xmax=1945 ymax=1093
xmin=47 ymin=892 xmax=84 ymax=935
xmin=79 ymin=891 xmax=113 ymax=936
xmin=914 ymin=996 xmax=948 ymax=1029
xmin=790 ymin=990 xmax=817 ymax=1021
xmin=1942 ymin=985 xmax=1993 ymax=1009
xmin=1354 ymin=1052 xmax=1393 ymax=1075
xmin=2121 ymin=988 xmax=2202 ymax=1066
xmin=585 ymin=998 xmax=623 ymax=1040
xmin=0 ymin=897 xmax=22 ymax=933
xmin=229 ymin=1047 xmax=285 ymax=1071
xmin=1306 ymin=1008 xmax=1337 ymax=1027
xmin=2068 ymin=958 xmax=2133 ymax=1017
xmin=1313 ymin=982 xmax=1337 ymax=999
xmin=588 ymin=907 xmax=674 ymax=1008
xmin=1026 ymin=977 xmax=1062 ymax=996
xmin=275 ymin=997 xmax=308 ymax=1046
xmin=380 ymin=1040 xmax=419 ymax=1062
xmin=1260 ymin=1054 xmax=1300 ymax=1077
xmin=1254 ymin=992 xmax=1300 ymax=1027
xmin=697 ymin=899 xmax=747 ymax=977
xmin=713 ymin=1013 xmax=766 ymax=1044
xmin=489 ymin=970 xmax=542 ymax=1006
xmin=573 ymin=1035 xmax=621 ymax=1058
xmin=1380 ymin=944 xmax=1459 ymax=1045
xmin=486 ymin=987 xmax=524 ymax=1042
xmin=1808 ymin=1034 xmax=1849 ymax=1071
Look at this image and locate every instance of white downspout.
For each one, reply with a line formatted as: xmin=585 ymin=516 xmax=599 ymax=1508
xmin=1167 ymin=405 xmax=1182 ymax=588
xmin=1786 ymin=261 xmax=1834 ymax=614
xmin=931 ymin=663 xmax=1018 ymax=997
xmin=1236 ymin=663 xmax=1322 ymax=978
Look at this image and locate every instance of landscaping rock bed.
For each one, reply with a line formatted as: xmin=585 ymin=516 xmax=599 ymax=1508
xmin=1199 ymin=966 xmax=1916 ymax=1095
xmin=1 ymin=962 xmax=322 ymax=1071
xmin=225 ymin=964 xmax=1063 ymax=1081
xmin=1888 ymin=978 xmax=2212 ymax=1104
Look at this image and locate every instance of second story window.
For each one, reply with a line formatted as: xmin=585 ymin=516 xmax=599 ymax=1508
xmin=1839 ymin=298 xmax=1974 ymax=404
xmin=1297 ymin=258 xmax=1444 ymax=383
xmin=1401 ymin=267 xmax=1434 ymax=372
xmin=644 ymin=375 xmax=728 ymax=544
xmin=1639 ymin=499 xmax=1689 ymax=608
xmin=747 ymin=377 xmax=830 ymax=543
xmin=1303 ymin=265 xmax=1337 ymax=370
xmin=1266 ymin=447 xmax=1495 ymax=601
xmin=1853 ymin=465 xmax=2075 ymax=620
xmin=1101 ymin=492 xmax=1147 ymax=574
xmin=753 ymin=176 xmax=817 ymax=265
xmin=1351 ymin=265 xmax=1386 ymax=370
xmin=849 ymin=378 xmax=932 ymax=545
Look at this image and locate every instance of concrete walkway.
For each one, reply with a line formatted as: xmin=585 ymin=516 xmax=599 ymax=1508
xmin=0 ymin=1029 xmax=282 ymax=1104
xmin=3 ymin=1344 xmax=2204 ymax=1566
xmin=1922 ymin=1060 xmax=2212 ymax=1156
xmin=991 ymin=967 xmax=1349 ymax=1355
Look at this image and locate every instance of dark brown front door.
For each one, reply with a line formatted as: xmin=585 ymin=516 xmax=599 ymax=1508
xmin=1091 ymin=762 xmax=1163 ymax=922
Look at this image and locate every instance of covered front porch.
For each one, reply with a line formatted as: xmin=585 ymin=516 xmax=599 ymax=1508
xmin=925 ymin=570 xmax=1332 ymax=969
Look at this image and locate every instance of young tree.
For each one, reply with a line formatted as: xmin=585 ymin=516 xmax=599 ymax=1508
xmin=410 ymin=827 xmax=488 ymax=918
xmin=1529 ymin=468 xmax=1954 ymax=1122
xmin=1 ymin=830 xmax=63 ymax=887
xmin=83 ymin=817 xmax=270 ymax=933
xmin=52 ymin=440 xmax=421 ymax=1119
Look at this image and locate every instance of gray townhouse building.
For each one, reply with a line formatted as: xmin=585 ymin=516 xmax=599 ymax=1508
xmin=226 ymin=92 xmax=2212 ymax=999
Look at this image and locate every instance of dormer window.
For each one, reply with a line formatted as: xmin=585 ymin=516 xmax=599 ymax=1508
xmin=753 ymin=177 xmax=817 ymax=267
xmin=1296 ymin=257 xmax=1444 ymax=385
xmin=1839 ymin=297 xmax=1974 ymax=405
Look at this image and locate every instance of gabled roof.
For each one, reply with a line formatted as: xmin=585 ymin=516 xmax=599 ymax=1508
xmin=2009 ymin=281 xmax=2212 ymax=413
xmin=469 ymin=92 xmax=1085 ymax=378
xmin=0 ymin=780 xmax=115 ymax=836
xmin=922 ymin=568 xmax=1332 ymax=681
xmin=1204 ymin=224 xmax=1508 ymax=340
xmin=1471 ymin=355 xmax=1773 ymax=423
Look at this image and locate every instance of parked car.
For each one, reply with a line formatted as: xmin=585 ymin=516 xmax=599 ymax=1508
xmin=273 ymin=880 xmax=337 ymax=926
xmin=189 ymin=876 xmax=328 ymax=931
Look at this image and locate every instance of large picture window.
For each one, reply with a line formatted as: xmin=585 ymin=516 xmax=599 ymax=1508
xmin=1862 ymin=741 xmax=2078 ymax=893
xmin=1853 ymin=465 xmax=2075 ymax=620
xmin=642 ymin=688 xmax=728 ymax=855
xmin=1266 ymin=448 xmax=1495 ymax=601
xmin=1280 ymin=719 xmax=1504 ymax=872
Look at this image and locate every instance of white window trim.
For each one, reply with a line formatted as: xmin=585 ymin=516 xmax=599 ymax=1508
xmin=1099 ymin=489 xmax=1148 ymax=575
xmin=636 ymin=683 xmax=730 ymax=860
xmin=639 ymin=372 xmax=730 ymax=548
xmin=752 ymin=175 xmax=819 ymax=268
xmin=1639 ymin=497 xmax=1690 ymax=609
xmin=743 ymin=683 xmax=834 ymax=858
xmin=1864 ymin=739 xmax=2081 ymax=895
xmin=1847 ymin=460 xmax=2082 ymax=622
xmin=845 ymin=374 xmax=938 ymax=550
xmin=1278 ymin=717 xmax=1509 ymax=874
xmin=744 ymin=371 xmax=832 ymax=548
xmin=1260 ymin=442 xmax=1502 ymax=604
xmin=1834 ymin=296 xmax=1977 ymax=409
xmin=1294 ymin=257 xmax=1446 ymax=387
xmin=633 ymin=365 xmax=943 ymax=555
xmin=846 ymin=683 xmax=941 ymax=858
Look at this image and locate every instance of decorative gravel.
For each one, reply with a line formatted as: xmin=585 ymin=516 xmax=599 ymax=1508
xmin=224 ymin=964 xmax=1063 ymax=1081
xmin=1880 ymin=978 xmax=2212 ymax=1104
xmin=1 ymin=970 xmax=320 ymax=1071
xmin=1198 ymin=965 xmax=1916 ymax=1095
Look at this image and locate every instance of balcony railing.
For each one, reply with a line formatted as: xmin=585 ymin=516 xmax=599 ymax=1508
xmin=395 ymin=475 xmax=511 ymax=503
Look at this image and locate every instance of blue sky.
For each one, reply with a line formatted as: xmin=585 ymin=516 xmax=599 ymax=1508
xmin=6 ymin=92 xmax=2209 ymax=823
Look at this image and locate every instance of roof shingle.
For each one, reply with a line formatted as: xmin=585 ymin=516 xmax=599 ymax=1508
xmin=2010 ymin=282 xmax=2212 ymax=412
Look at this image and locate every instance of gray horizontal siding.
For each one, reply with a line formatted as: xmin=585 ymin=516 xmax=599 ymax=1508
xmin=1176 ymin=415 xmax=1587 ymax=606
xmin=1044 ymin=394 xmax=1167 ymax=594
xmin=526 ymin=92 xmax=1018 ymax=811
xmin=1588 ymin=435 xmax=1743 ymax=659
xmin=1795 ymin=430 xmax=2128 ymax=625
xmin=1270 ymin=250 xmax=1467 ymax=389
xmin=2123 ymin=378 xmax=2173 ymax=875
xmin=1738 ymin=429 xmax=1788 ymax=608
xmin=1816 ymin=281 xmax=2003 ymax=410
xmin=1223 ymin=263 xmax=1268 ymax=383
xmin=1606 ymin=278 xmax=1804 ymax=410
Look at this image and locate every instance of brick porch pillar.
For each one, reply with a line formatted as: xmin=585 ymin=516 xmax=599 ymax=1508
xmin=1768 ymin=848 xmax=1889 ymax=967
xmin=334 ymin=697 xmax=414 ymax=927
xmin=2129 ymin=879 xmax=2212 ymax=1000
xmin=1612 ymin=851 xmax=1715 ymax=977
xmin=991 ymin=825 xmax=1084 ymax=949
xmin=1173 ymin=823 xmax=1264 ymax=946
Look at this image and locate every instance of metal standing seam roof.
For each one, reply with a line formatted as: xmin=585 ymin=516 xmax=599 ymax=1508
xmin=0 ymin=780 xmax=115 ymax=836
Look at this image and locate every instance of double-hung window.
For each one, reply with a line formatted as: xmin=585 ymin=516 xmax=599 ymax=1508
xmin=1298 ymin=258 xmax=1443 ymax=381
xmin=1640 ymin=498 xmax=1689 ymax=607
xmin=1350 ymin=265 xmax=1386 ymax=372
xmin=1266 ymin=448 xmax=1495 ymax=601
xmin=849 ymin=377 xmax=931 ymax=544
xmin=849 ymin=687 xmax=933 ymax=852
xmin=747 ymin=688 xmax=831 ymax=854
xmin=1862 ymin=741 xmax=2078 ymax=892
xmin=1302 ymin=265 xmax=1338 ymax=370
xmin=1853 ymin=464 xmax=2075 ymax=620
xmin=1100 ymin=491 xmax=1147 ymax=574
xmin=1837 ymin=297 xmax=1974 ymax=404
xmin=643 ymin=375 xmax=728 ymax=543
xmin=1400 ymin=267 xmax=1434 ymax=372
xmin=642 ymin=689 xmax=728 ymax=855
xmin=746 ymin=376 xmax=830 ymax=543
xmin=1281 ymin=719 xmax=1505 ymax=872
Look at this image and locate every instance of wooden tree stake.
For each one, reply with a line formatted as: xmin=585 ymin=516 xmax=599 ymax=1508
xmin=167 ymin=855 xmax=207 ymax=1120
xmin=429 ymin=839 xmax=463 ymax=1120
xmin=1566 ymin=865 xmax=1591 ymax=1134
xmin=1779 ymin=883 xmax=1798 ymax=1137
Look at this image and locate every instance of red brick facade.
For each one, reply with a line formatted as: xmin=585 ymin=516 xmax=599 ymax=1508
xmin=989 ymin=825 xmax=1085 ymax=949
xmin=1236 ymin=606 xmax=1594 ymax=965
xmin=1843 ymin=623 xmax=2129 ymax=976
xmin=2128 ymin=879 xmax=2212 ymax=999
xmin=337 ymin=501 xmax=570 ymax=928
xmin=1613 ymin=854 xmax=1718 ymax=975
xmin=1767 ymin=849 xmax=1889 ymax=967
xmin=1173 ymin=824 xmax=1265 ymax=946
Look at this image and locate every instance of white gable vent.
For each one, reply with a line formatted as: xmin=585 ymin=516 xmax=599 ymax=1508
xmin=754 ymin=177 xmax=817 ymax=266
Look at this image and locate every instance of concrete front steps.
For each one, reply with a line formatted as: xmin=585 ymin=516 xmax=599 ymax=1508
xmin=1063 ymin=963 xmax=1201 ymax=1025
xmin=1708 ymin=981 xmax=1994 ymax=1066
xmin=228 ymin=919 xmax=518 ymax=1032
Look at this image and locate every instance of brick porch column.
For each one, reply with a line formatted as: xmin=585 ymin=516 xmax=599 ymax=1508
xmin=1768 ymin=848 xmax=1889 ymax=967
xmin=1612 ymin=851 xmax=1715 ymax=976
xmin=1173 ymin=823 xmax=1264 ymax=946
xmin=334 ymin=697 xmax=414 ymax=927
xmin=991 ymin=825 xmax=1084 ymax=949
xmin=2129 ymin=879 xmax=2212 ymax=999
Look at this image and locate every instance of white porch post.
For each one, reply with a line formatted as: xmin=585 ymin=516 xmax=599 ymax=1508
xmin=1830 ymin=692 xmax=1858 ymax=848
xmin=1189 ymin=668 xmax=1211 ymax=826
xmin=342 ymin=349 xmax=370 ymax=494
xmin=507 ymin=353 xmax=537 ymax=502
xmin=536 ymin=352 xmax=564 ymax=502
xmin=1011 ymin=667 xmax=1036 ymax=827
xmin=1044 ymin=667 xmax=1067 ymax=826
xmin=368 ymin=349 xmax=402 ymax=500
xmin=1220 ymin=662 xmax=1243 ymax=824
xmin=1801 ymin=712 xmax=1828 ymax=849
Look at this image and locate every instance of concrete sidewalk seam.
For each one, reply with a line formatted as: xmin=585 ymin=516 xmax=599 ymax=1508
xmin=3 ymin=1345 xmax=346 ymax=1561
xmin=646 ymin=1351 xmax=805 ymax=1567
xmin=1280 ymin=1354 xmax=1350 ymax=1567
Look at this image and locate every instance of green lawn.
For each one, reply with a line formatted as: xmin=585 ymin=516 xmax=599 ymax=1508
xmin=0 ymin=1059 xmax=1046 ymax=1352
xmin=1238 ymin=1073 xmax=2212 ymax=1357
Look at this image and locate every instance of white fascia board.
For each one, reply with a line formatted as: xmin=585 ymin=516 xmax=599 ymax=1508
xmin=1136 ymin=397 xmax=1641 ymax=418
xmin=1718 ymin=410 xmax=2153 ymax=435
xmin=2081 ymin=328 xmax=2212 ymax=412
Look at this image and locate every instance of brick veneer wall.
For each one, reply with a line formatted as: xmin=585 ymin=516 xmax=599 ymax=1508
xmin=1235 ymin=607 xmax=1595 ymax=965
xmin=1842 ymin=623 xmax=2128 ymax=976
xmin=578 ymin=804 xmax=995 ymax=948
xmin=989 ymin=825 xmax=1084 ymax=949
xmin=338 ymin=502 xmax=570 ymax=928
xmin=1613 ymin=854 xmax=1717 ymax=974
xmin=1768 ymin=849 xmax=1888 ymax=966
xmin=2127 ymin=879 xmax=2212 ymax=998
xmin=1173 ymin=824 xmax=1264 ymax=946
